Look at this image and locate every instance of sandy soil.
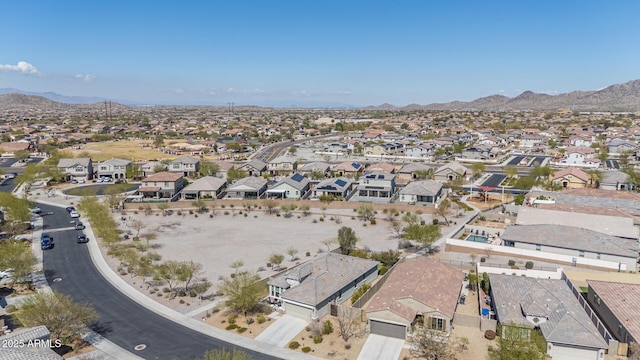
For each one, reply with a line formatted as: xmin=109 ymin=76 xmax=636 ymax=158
xmin=206 ymin=308 xmax=274 ymax=339
xmin=287 ymin=317 xmax=369 ymax=360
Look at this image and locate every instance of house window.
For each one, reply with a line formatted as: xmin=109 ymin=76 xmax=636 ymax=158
xmin=579 ymin=251 xmax=585 ymax=257
xmin=164 ymin=182 xmax=169 ymax=186
xmin=172 ymin=164 xmax=180 ymax=169
xmin=535 ymin=244 xmax=541 ymax=251
xmin=431 ymin=317 xmax=444 ymax=331
xmin=75 ymin=166 xmax=84 ymax=172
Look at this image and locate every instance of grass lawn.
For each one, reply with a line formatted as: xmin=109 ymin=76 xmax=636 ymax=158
xmin=65 ymin=141 xmax=176 ymax=161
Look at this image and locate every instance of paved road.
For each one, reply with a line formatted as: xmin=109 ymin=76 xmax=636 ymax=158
xmin=254 ymin=134 xmax=336 ymax=163
xmin=35 ymin=202 xmax=279 ymax=360
xmin=480 ymin=174 xmax=506 ymax=188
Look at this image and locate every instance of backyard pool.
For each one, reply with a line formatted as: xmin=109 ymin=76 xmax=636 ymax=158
xmin=466 ymin=235 xmax=488 ymax=243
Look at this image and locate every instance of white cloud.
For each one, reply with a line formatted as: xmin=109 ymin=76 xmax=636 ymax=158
xmin=226 ymin=88 xmax=264 ymax=95
xmin=173 ymin=88 xmax=184 ymax=94
xmin=0 ymin=61 xmax=40 ymax=75
xmin=296 ymin=90 xmax=320 ymax=97
xmin=336 ymin=91 xmax=351 ymax=95
xmin=75 ymin=74 xmax=95 ymax=83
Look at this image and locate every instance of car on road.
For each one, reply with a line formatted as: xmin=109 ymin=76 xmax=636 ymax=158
xmin=66 ymin=206 xmax=76 ymax=213
xmin=70 ymin=210 xmax=80 ymax=218
xmin=0 ymin=269 xmax=13 ymax=279
xmin=40 ymin=232 xmax=54 ymax=250
xmin=31 ymin=207 xmax=42 ymax=214
xmin=74 ymin=221 xmax=85 ymax=230
xmin=77 ymin=234 xmax=89 ymax=243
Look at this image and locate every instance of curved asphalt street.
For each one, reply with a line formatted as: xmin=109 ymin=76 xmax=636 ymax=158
xmin=36 ymin=203 xmax=279 ymax=360
xmin=0 ymin=178 xmax=279 ymax=360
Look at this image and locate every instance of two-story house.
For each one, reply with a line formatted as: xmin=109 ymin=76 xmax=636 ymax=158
xmin=96 ymin=158 xmax=131 ymax=180
xmin=57 ymin=158 xmax=93 ymax=181
xmin=267 ymin=155 xmax=298 ymax=176
xmin=168 ymin=155 xmax=200 ymax=177
xmin=351 ymin=171 xmax=396 ymax=203
xmin=138 ymin=171 xmax=184 ymax=199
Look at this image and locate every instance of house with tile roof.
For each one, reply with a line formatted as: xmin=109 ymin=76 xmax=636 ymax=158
xmin=57 ymin=158 xmax=93 ymax=181
xmin=310 ymin=177 xmax=354 ymax=200
xmin=333 ymin=161 xmax=363 ymax=178
xmin=550 ymin=167 xmax=590 ymax=189
xmin=433 ymin=161 xmax=468 ymax=183
xmin=225 ymin=176 xmax=267 ymax=199
xmin=268 ymin=253 xmax=378 ymax=320
xmin=138 ymin=171 xmax=184 ymax=199
xmin=95 ymin=158 xmax=131 ymax=180
xmin=365 ymin=258 xmax=464 ymax=339
xmin=490 ymin=274 xmax=608 ymax=360
xmin=181 ymin=176 xmax=226 ymax=200
xmin=168 ymin=155 xmax=200 ymax=177
xmin=398 ymin=180 xmax=444 ymax=206
xmin=587 ymin=280 xmax=640 ymax=347
xmin=396 ymin=163 xmax=433 ymax=185
xmin=265 ymin=173 xmax=310 ymax=199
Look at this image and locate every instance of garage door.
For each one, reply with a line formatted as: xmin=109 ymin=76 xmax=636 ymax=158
xmin=550 ymin=345 xmax=599 ymax=360
xmin=285 ymin=303 xmax=313 ymax=320
xmin=370 ymin=320 xmax=406 ymax=339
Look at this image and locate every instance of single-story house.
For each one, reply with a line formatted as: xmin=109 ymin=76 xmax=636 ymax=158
xmin=310 ymin=177 xmax=354 ymax=200
xmin=238 ymin=159 xmax=267 ymax=177
xmin=333 ymin=161 xmax=363 ymax=178
xmin=501 ymin=224 xmax=638 ymax=270
xmin=299 ymin=162 xmax=331 ymax=178
xmin=397 ymin=180 xmax=444 ymax=206
xmin=266 ymin=173 xmax=310 ymax=199
xmin=268 ymin=253 xmax=379 ymax=320
xmin=550 ymin=167 xmax=590 ymax=189
xmin=433 ymin=162 xmax=468 ymax=183
xmin=139 ymin=171 xmax=184 ymax=199
xmin=213 ymin=160 xmax=236 ymax=179
xmin=599 ymin=169 xmax=635 ymax=191
xmin=366 ymin=162 xmax=396 ymax=174
xmin=365 ymin=258 xmax=464 ymax=339
xmin=515 ymin=207 xmax=638 ymax=240
xmin=181 ymin=176 xmax=227 ymax=200
xmin=490 ymin=274 xmax=608 ymax=360
xmin=396 ymin=163 xmax=433 ymax=184
xmin=57 ymin=158 xmax=93 ymax=181
xmin=587 ymin=280 xmax=640 ymax=346
xmin=226 ymin=176 xmax=267 ymax=199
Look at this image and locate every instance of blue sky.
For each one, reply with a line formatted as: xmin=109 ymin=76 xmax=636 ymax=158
xmin=1 ymin=1 xmax=639 ymax=107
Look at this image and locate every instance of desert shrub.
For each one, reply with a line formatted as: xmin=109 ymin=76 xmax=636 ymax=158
xmin=5 ymin=305 xmax=16 ymax=313
xmin=237 ymin=327 xmax=247 ymax=333
xmin=432 ymin=219 xmax=439 ymax=225
xmin=480 ymin=257 xmax=486 ymax=263
xmin=322 ymin=320 xmax=334 ymax=335
xmin=306 ymin=251 xmax=311 ymax=257
xmin=179 ymin=299 xmax=185 ymax=304
xmin=351 ymin=283 xmax=371 ymax=304
xmin=225 ymin=324 xmax=238 ymax=330
xmin=289 ymin=341 xmax=301 ymax=350
xmin=228 ymin=316 xmax=236 ymax=324
xmin=189 ymin=291 xmax=197 ymax=297
xmin=162 ymin=287 xmax=170 ymax=293
xmin=370 ymin=219 xmax=376 ymax=225
xmin=257 ymin=315 xmax=266 ymax=324
xmin=178 ymin=290 xmax=187 ymax=297
xmin=525 ymin=261 xmax=534 ymax=269
xmin=508 ymin=259 xmax=516 ymax=266
xmin=379 ymin=265 xmax=389 ymax=275
xmin=313 ymin=334 xmax=323 ymax=344
xmin=345 ymin=344 xmax=351 ymax=350
xmin=246 ymin=317 xmax=254 ymax=325
xmin=485 ymin=330 xmax=496 ymax=340
xmin=302 ymin=347 xmax=311 ymax=353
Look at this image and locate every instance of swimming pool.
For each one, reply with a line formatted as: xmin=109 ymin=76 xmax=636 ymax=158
xmin=466 ymin=235 xmax=488 ymax=243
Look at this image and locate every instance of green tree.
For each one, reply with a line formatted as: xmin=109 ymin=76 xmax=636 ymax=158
xmin=13 ymin=149 xmax=31 ymax=163
xmin=155 ymin=260 xmax=181 ymax=295
xmin=157 ymin=201 xmax=170 ymax=215
xmin=154 ymin=134 xmax=165 ymax=147
xmin=488 ymin=325 xmax=546 ymax=360
xmin=435 ymin=199 xmax=452 ymax=225
xmin=192 ymin=199 xmax=207 ymax=212
xmin=401 ymin=224 xmax=441 ymax=251
xmin=587 ymin=169 xmax=602 ymax=188
xmin=470 ymin=163 xmax=486 ymax=179
xmin=16 ymin=291 xmax=98 ymax=344
xmin=227 ymin=168 xmax=248 ymax=182
xmin=199 ymin=162 xmax=221 ymax=177
xmin=337 ymin=226 xmax=358 ymax=255
xmin=0 ymin=240 xmax=37 ymax=288
xmin=356 ymin=204 xmax=376 ymax=221
xmin=126 ymin=162 xmax=142 ymax=179
xmin=269 ymin=253 xmax=284 ymax=270
xmin=504 ymin=165 xmax=519 ymax=179
xmin=597 ymin=145 xmax=609 ymax=167
xmin=289 ymin=146 xmax=297 ymax=155
xmin=220 ymin=272 xmax=264 ymax=316
xmin=196 ymin=348 xmax=253 ymax=360
xmin=176 ymin=260 xmax=203 ymax=292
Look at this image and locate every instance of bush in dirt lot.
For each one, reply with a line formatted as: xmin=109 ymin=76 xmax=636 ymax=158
xmin=288 ymin=341 xmax=300 ymax=349
xmin=313 ymin=334 xmax=323 ymax=344
xmin=301 ymin=347 xmax=311 ymax=353
xmin=322 ymin=320 xmax=334 ymax=335
xmin=525 ymin=261 xmax=534 ymax=269
xmin=257 ymin=315 xmax=266 ymax=324
xmin=485 ymin=330 xmax=496 ymax=340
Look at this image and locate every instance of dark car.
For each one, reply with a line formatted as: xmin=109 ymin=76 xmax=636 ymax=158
xmin=66 ymin=206 xmax=76 ymax=213
xmin=41 ymin=232 xmax=54 ymax=250
xmin=77 ymin=234 xmax=89 ymax=243
xmin=74 ymin=221 xmax=85 ymax=230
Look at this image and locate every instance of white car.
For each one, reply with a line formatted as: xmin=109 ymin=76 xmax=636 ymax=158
xmin=31 ymin=207 xmax=42 ymax=214
xmin=78 ymin=179 xmax=85 ymax=184
xmin=70 ymin=211 xmax=80 ymax=218
xmin=0 ymin=269 xmax=13 ymax=279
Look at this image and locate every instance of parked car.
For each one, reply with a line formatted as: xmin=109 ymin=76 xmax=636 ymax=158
xmin=69 ymin=211 xmax=80 ymax=218
xmin=74 ymin=221 xmax=85 ymax=230
xmin=77 ymin=234 xmax=89 ymax=243
xmin=31 ymin=207 xmax=42 ymax=214
xmin=66 ymin=206 xmax=76 ymax=213
xmin=71 ymin=179 xmax=78 ymax=184
xmin=40 ymin=232 xmax=54 ymax=250
xmin=78 ymin=179 xmax=85 ymax=184
xmin=0 ymin=269 xmax=13 ymax=279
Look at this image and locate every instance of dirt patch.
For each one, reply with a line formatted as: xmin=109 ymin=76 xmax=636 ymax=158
xmin=206 ymin=308 xmax=274 ymax=339
xmin=288 ymin=317 xmax=368 ymax=359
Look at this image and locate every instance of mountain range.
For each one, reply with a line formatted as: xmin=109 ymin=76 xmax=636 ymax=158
xmin=1 ymin=79 xmax=639 ymax=111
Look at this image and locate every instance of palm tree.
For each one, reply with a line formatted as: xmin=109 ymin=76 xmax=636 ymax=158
xmin=587 ymin=169 xmax=602 ymax=188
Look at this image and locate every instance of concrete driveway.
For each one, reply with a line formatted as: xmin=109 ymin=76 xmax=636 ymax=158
xmin=357 ymin=334 xmax=405 ymax=360
xmin=255 ymin=315 xmax=308 ymax=347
